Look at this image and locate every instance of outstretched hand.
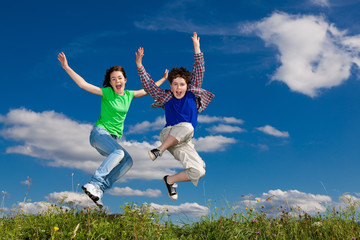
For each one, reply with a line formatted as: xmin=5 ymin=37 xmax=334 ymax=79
xmin=191 ymin=32 xmax=201 ymax=54
xmin=163 ymin=69 xmax=169 ymax=79
xmin=136 ymin=47 xmax=144 ymax=68
xmin=57 ymin=52 xmax=69 ymax=69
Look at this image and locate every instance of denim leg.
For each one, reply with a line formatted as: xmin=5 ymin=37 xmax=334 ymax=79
xmin=89 ymin=126 xmax=133 ymax=192
xmin=104 ymin=147 xmax=133 ymax=188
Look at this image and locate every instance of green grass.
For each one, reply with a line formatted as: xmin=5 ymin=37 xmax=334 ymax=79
xmin=1 ymin=200 xmax=360 ymax=240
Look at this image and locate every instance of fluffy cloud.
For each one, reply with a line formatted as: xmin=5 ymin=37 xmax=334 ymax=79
xmin=243 ymin=12 xmax=360 ymax=97
xmin=127 ymin=116 xmax=165 ymax=134
xmin=128 ymin=115 xmax=245 ymax=135
xmin=17 ymin=202 xmax=59 ymax=215
xmin=0 ymin=108 xmax=237 ymax=180
xmin=148 ymin=202 xmax=209 ymax=217
xmin=206 ymin=124 xmax=246 ymax=134
xmin=193 ymin=135 xmax=237 ymax=152
xmin=16 ymin=191 xmax=99 ymax=214
xmin=240 ymin=189 xmax=332 ymax=214
xmin=239 ymin=189 xmax=360 ymax=216
xmin=198 ymin=115 xmax=244 ymax=124
xmin=134 ymin=4 xmax=360 ymax=97
xmin=0 ymin=108 xmax=180 ymax=180
xmin=256 ymin=125 xmax=289 ymax=138
xmin=108 ymin=187 xmax=162 ymax=198
xmin=46 ymin=191 xmax=97 ymax=208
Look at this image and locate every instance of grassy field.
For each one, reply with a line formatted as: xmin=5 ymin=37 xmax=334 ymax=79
xmin=1 ymin=198 xmax=360 ymax=240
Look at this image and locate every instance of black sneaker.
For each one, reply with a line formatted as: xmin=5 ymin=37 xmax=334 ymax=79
xmin=148 ymin=148 xmax=162 ymax=161
xmin=163 ymin=175 xmax=178 ymax=201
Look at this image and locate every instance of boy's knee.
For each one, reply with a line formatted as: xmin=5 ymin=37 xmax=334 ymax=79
xmin=187 ymin=166 xmax=205 ymax=181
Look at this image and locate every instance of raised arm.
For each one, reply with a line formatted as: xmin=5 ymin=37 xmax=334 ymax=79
xmin=133 ymin=69 xmax=168 ymax=98
xmin=190 ymin=32 xmax=205 ymax=88
xmin=192 ymin=32 xmax=201 ymax=54
xmin=57 ymin=52 xmax=102 ymax=96
xmin=136 ymin=47 xmax=167 ymax=100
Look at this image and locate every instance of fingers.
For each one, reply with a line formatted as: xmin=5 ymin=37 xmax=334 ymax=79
xmin=135 ymin=48 xmax=144 ymax=59
xmin=192 ymin=32 xmax=198 ymax=40
xmin=137 ymin=47 xmax=144 ymax=54
xmin=163 ymin=69 xmax=169 ymax=78
xmin=57 ymin=52 xmax=66 ymax=61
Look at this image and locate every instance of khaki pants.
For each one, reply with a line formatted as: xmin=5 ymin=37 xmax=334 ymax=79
xmin=160 ymin=122 xmax=205 ymax=186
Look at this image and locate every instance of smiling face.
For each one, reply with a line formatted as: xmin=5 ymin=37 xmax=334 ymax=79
xmin=109 ymin=71 xmax=127 ymax=95
xmin=171 ymin=77 xmax=188 ymax=99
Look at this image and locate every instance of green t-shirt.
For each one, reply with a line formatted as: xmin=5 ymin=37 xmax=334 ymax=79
xmin=95 ymin=88 xmax=134 ymax=138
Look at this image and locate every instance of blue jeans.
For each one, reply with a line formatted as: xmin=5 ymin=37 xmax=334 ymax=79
xmin=89 ymin=126 xmax=133 ymax=192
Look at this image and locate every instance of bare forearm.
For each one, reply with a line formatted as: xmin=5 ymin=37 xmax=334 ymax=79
xmin=194 ymin=45 xmax=201 ymax=54
xmin=62 ymin=66 xmax=102 ymax=95
xmin=63 ymin=66 xmax=87 ymax=89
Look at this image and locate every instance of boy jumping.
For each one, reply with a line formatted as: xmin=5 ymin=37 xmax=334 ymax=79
xmin=136 ymin=32 xmax=214 ymax=200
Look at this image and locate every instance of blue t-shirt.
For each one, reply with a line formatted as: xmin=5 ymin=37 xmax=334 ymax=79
xmin=164 ymin=91 xmax=198 ymax=128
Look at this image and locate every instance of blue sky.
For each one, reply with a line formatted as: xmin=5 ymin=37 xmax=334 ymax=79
xmin=1 ymin=0 xmax=360 ymax=217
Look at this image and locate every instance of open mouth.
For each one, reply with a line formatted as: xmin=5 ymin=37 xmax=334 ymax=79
xmin=116 ymin=84 xmax=122 ymax=90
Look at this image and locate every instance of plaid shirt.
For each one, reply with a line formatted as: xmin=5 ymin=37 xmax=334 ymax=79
xmin=137 ymin=52 xmax=214 ymax=113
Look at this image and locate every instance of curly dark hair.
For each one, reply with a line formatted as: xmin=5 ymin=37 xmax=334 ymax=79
xmin=168 ymin=67 xmax=191 ymax=84
xmin=103 ymin=66 xmax=127 ymax=88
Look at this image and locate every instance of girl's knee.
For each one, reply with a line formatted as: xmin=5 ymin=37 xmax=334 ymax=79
xmin=113 ymin=149 xmax=125 ymax=157
xmin=123 ymin=152 xmax=133 ymax=166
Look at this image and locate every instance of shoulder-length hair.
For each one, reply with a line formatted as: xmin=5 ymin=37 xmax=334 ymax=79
xmin=103 ymin=66 xmax=127 ymax=88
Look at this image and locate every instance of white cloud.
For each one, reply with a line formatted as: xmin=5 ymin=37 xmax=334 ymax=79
xmin=16 ymin=191 xmax=100 ymax=214
xmin=242 ymin=12 xmax=360 ymax=97
xmin=240 ymin=189 xmax=332 ymax=215
xmin=17 ymin=202 xmax=60 ymax=215
xmin=239 ymin=190 xmax=360 ymax=216
xmin=336 ymin=194 xmax=360 ymax=211
xmin=128 ymin=115 xmax=245 ymax=135
xmin=46 ymin=191 xmax=99 ymax=209
xmin=256 ymin=125 xmax=289 ymax=138
xmin=198 ymin=115 xmax=244 ymax=124
xmin=193 ymin=135 xmax=237 ymax=152
xmin=0 ymin=108 xmax=238 ymax=181
xmin=108 ymin=187 xmax=162 ymax=198
xmin=311 ymin=0 xmax=330 ymax=7
xmin=0 ymin=108 xmax=181 ymax=180
xmin=148 ymin=202 xmax=209 ymax=217
xmin=206 ymin=124 xmax=246 ymax=133
xmin=127 ymin=116 xmax=165 ymax=134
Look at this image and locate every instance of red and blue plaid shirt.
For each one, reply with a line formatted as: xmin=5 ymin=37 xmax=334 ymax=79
xmin=137 ymin=52 xmax=214 ymax=113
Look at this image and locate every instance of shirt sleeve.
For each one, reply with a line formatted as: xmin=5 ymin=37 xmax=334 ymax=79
xmin=137 ymin=65 xmax=166 ymax=101
xmin=127 ymin=90 xmax=135 ymax=100
xmin=101 ymin=87 xmax=110 ymax=100
xmin=190 ymin=52 xmax=205 ymax=88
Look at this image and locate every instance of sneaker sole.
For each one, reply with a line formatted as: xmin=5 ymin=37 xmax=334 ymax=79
xmin=162 ymin=178 xmax=178 ymax=201
xmin=95 ymin=202 xmax=103 ymax=209
xmin=148 ymin=151 xmax=156 ymax=161
xmin=81 ymin=186 xmax=100 ymax=201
